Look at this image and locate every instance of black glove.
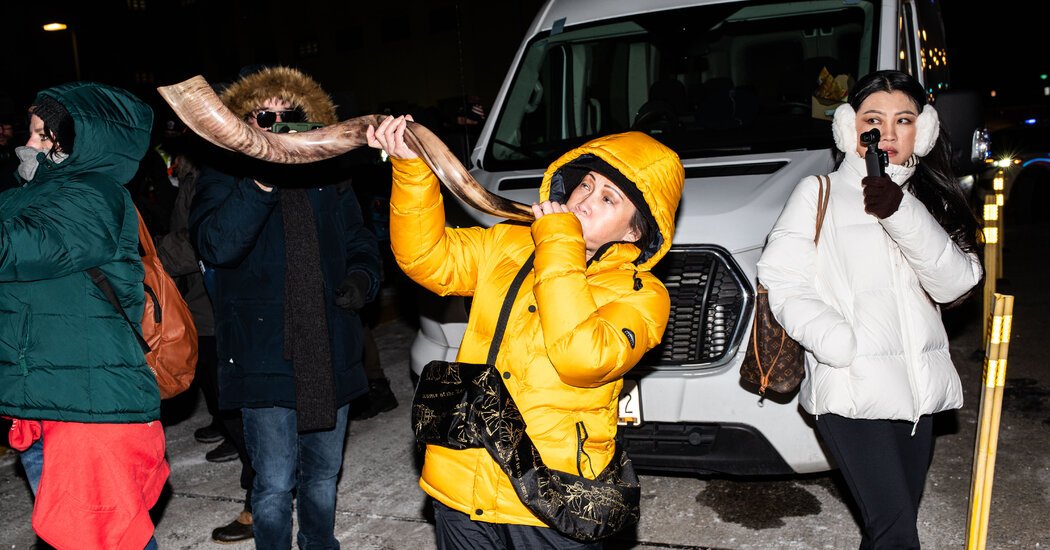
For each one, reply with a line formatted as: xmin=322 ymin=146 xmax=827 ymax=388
xmin=334 ymin=272 xmax=370 ymax=311
xmin=861 ymin=175 xmax=904 ymax=219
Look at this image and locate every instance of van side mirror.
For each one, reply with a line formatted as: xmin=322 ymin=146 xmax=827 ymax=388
xmin=934 ymin=89 xmax=991 ymax=177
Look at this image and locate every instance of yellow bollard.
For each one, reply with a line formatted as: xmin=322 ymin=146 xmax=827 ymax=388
xmin=993 ymin=171 xmax=1005 ymax=277
xmin=967 ymin=296 xmax=1003 ymax=548
xmin=981 ymin=194 xmax=998 ymax=349
xmin=976 ymin=294 xmax=1013 ymax=549
xmin=966 ymin=293 xmax=1014 ymax=550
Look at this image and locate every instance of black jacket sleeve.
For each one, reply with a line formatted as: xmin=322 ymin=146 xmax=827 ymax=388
xmin=188 ymin=167 xmax=279 ymax=268
xmin=338 ymin=181 xmax=382 ymax=303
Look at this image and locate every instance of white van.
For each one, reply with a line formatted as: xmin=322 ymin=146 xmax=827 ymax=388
xmin=410 ymin=0 xmax=987 ymax=475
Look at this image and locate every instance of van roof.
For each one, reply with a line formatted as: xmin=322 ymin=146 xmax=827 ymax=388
xmin=530 ymin=0 xmax=733 ymax=32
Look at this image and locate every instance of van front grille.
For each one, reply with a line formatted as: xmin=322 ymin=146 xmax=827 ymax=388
xmin=642 ymin=246 xmax=751 ymax=367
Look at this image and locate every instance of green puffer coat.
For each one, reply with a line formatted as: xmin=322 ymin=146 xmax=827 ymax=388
xmin=0 ymin=82 xmax=159 ymax=422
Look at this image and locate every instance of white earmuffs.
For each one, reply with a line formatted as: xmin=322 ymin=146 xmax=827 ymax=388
xmin=913 ymin=105 xmax=939 ymax=157
xmin=831 ymin=103 xmax=858 ymax=155
xmin=831 ymin=102 xmax=940 ymax=158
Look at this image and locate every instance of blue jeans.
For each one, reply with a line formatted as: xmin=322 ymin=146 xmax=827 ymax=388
xmin=243 ymin=404 xmax=349 ymax=550
xmin=20 ymin=435 xmax=159 ymax=549
xmin=19 ymin=438 xmax=44 ymax=496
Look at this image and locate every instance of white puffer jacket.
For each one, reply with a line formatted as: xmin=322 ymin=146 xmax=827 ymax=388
xmin=757 ymin=152 xmax=982 ymax=422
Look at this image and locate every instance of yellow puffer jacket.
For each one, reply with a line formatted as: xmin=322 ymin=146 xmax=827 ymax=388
xmin=390 ymin=131 xmax=684 ymax=526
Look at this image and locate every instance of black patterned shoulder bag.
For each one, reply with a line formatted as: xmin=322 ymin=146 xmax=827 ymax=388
xmin=411 ymin=252 xmax=641 ymax=542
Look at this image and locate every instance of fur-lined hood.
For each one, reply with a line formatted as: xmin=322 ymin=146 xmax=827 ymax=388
xmin=219 ymin=66 xmax=337 ymax=126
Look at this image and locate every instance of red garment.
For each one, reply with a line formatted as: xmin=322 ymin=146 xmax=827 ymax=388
xmin=7 ymin=417 xmax=41 ymax=450
xmin=7 ymin=419 xmax=169 ymax=550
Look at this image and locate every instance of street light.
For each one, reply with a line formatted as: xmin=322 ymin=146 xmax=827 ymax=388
xmin=43 ymin=22 xmax=80 ymax=81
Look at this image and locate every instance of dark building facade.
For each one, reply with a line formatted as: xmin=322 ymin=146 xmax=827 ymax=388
xmin=2 ymin=0 xmax=544 ymax=128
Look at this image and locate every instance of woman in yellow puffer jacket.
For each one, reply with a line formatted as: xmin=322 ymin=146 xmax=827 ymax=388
xmin=369 ymin=116 xmax=683 ymax=548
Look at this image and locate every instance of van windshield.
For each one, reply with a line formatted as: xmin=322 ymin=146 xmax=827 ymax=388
xmin=485 ymin=0 xmax=879 ymax=171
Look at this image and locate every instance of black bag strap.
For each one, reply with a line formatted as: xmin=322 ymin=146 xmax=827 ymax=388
xmin=486 ymin=251 xmax=536 ymax=365
xmin=87 ymin=267 xmax=151 ymax=354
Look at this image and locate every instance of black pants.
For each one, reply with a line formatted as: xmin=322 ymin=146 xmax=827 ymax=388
xmin=816 ymin=414 xmax=934 ymax=550
xmin=432 ymin=500 xmax=602 ymax=550
xmin=199 ymin=336 xmax=255 ymax=512
xmin=196 ymin=335 xmax=221 ymax=421
xmin=362 ymin=324 xmax=383 ymax=380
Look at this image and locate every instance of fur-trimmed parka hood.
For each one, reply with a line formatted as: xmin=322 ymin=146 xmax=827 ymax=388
xmin=219 ymin=66 xmax=337 ymax=126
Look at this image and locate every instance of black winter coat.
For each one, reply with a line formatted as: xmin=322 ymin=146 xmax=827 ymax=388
xmin=189 ymin=166 xmax=380 ymax=410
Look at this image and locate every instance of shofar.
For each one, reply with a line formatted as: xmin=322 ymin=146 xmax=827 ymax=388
xmin=156 ymin=75 xmax=534 ymax=222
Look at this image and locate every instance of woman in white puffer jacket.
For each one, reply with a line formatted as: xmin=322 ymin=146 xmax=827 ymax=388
xmin=757 ymin=70 xmax=982 ymax=549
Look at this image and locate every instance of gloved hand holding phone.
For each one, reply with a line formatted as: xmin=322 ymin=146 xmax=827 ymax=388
xmin=861 ymin=176 xmax=903 ymax=219
xmin=858 ymin=127 xmax=900 ymax=218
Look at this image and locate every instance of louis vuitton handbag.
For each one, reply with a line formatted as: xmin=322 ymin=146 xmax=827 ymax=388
xmin=412 ymin=252 xmax=641 ymax=542
xmin=741 ymin=175 xmax=830 ymax=397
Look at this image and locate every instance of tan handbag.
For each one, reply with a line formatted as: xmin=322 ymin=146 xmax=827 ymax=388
xmin=741 ymin=175 xmax=830 ymax=397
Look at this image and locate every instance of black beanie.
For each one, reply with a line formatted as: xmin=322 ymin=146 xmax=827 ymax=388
xmin=31 ymin=95 xmax=75 ymax=154
xmin=553 ymin=154 xmax=662 ymax=263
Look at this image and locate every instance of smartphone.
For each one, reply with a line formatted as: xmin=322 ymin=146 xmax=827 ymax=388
xmin=272 ymin=122 xmax=323 ymax=133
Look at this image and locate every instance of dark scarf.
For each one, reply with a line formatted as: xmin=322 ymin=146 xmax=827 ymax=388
xmin=280 ymin=188 xmax=337 ymax=432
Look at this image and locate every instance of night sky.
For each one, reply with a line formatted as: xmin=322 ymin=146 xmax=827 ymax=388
xmin=940 ymin=1 xmax=1045 ymax=109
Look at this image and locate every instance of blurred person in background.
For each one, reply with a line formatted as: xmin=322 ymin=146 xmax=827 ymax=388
xmin=154 ymin=123 xmax=259 ymax=543
xmin=0 ymin=113 xmax=19 ymax=192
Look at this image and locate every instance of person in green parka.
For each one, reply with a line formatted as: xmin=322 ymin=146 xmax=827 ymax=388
xmin=0 ymin=82 xmax=169 ymax=550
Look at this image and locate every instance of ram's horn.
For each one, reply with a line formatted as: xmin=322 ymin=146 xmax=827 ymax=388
xmin=157 ymin=75 xmax=534 ymax=222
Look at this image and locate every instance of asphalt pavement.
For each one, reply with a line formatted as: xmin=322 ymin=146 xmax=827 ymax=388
xmin=2 ymin=216 xmax=1049 ymax=549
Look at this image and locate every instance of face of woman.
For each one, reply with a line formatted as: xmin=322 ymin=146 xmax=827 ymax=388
xmin=854 ymin=90 xmax=919 ymax=165
xmin=25 ymin=114 xmax=58 ymax=153
xmin=565 ymin=171 xmax=640 ymax=259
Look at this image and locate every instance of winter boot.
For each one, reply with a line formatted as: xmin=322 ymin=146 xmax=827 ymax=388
xmin=349 ymin=377 xmax=399 ymax=420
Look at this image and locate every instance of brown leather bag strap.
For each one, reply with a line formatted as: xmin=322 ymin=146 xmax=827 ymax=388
xmin=749 ymin=287 xmax=789 ymax=394
xmin=813 ymin=175 xmax=831 ymax=246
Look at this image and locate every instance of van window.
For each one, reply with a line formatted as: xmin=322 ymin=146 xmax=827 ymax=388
xmin=899 ymin=2 xmax=916 ymax=76
xmin=485 ymin=0 xmax=881 ymax=171
xmin=911 ymin=0 xmax=951 ymax=94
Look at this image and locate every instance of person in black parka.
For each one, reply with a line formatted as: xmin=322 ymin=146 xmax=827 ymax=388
xmin=189 ymin=66 xmax=381 ymax=550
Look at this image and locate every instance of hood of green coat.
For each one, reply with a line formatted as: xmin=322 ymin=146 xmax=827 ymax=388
xmin=28 ymin=82 xmax=153 ymax=187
